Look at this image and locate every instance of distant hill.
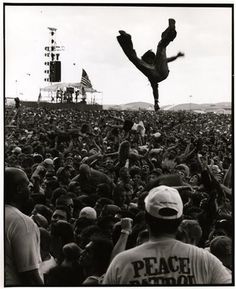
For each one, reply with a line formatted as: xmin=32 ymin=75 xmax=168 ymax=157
xmin=103 ymin=102 xmax=231 ymax=113
xmin=103 ymin=102 xmax=154 ymax=111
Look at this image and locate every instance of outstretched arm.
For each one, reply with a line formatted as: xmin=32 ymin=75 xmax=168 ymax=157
xmin=167 ymin=52 xmax=184 ymax=63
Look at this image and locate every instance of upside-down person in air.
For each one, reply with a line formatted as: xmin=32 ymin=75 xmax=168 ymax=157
xmin=117 ymin=19 xmax=184 ymax=111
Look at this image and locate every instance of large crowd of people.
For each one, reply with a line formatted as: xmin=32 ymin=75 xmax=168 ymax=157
xmin=5 ymin=105 xmax=232 ymax=285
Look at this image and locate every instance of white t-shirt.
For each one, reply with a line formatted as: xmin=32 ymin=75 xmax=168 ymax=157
xmin=5 ymin=205 xmax=42 ymax=285
xmin=103 ymin=238 xmax=231 ymax=285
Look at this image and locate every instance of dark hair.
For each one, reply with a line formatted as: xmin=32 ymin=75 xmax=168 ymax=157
xmin=56 ymin=194 xmax=72 ymax=206
xmin=74 ymin=217 xmax=95 ymax=235
xmin=96 ymin=197 xmax=114 ymax=207
xmin=51 ymin=187 xmax=67 ymax=206
xmin=50 ymin=220 xmax=74 ymax=245
xmin=54 ymin=205 xmax=71 ymax=221
xmin=145 ymin=212 xmax=182 ymax=237
xmin=34 ymin=204 xmax=53 ymax=223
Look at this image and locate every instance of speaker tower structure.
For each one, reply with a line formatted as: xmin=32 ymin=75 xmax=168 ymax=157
xmin=44 ymin=27 xmax=64 ymax=84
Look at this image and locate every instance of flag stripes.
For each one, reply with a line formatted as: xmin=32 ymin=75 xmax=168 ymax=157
xmin=81 ymin=69 xmax=92 ymax=88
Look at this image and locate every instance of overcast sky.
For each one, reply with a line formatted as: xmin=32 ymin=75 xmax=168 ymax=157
xmin=5 ymin=4 xmax=232 ymax=106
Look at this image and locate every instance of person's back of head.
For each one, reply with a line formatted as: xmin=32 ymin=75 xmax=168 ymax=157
xmin=31 ymin=213 xmax=48 ymax=229
xmin=33 ymin=204 xmax=53 ymax=223
xmin=51 ymin=187 xmax=67 ymax=206
xmin=100 ymin=204 xmax=121 ymax=218
xmin=210 ymin=236 xmax=232 ymax=270
xmin=79 ymin=164 xmax=91 ymax=177
xmin=5 ymin=167 xmax=30 ymax=205
xmin=50 ymin=220 xmax=74 ymax=246
xmin=176 ymin=219 xmax=202 ymax=246
xmin=62 ymin=242 xmax=82 ymax=263
xmin=144 ymin=185 xmax=183 ymax=238
xmin=56 ymin=194 xmax=74 ymax=218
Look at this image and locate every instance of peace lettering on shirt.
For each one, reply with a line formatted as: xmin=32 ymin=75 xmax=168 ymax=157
xmin=130 ymin=256 xmax=196 ymax=285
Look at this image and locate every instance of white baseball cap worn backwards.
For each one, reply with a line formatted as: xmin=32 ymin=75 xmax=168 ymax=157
xmin=145 ymin=185 xmax=183 ymax=219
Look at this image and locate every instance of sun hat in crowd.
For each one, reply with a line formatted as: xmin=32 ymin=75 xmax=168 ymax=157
xmin=79 ymin=207 xmax=97 ymax=220
xmin=144 ymin=185 xmax=183 ymax=220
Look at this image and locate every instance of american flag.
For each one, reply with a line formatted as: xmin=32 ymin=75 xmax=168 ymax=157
xmin=81 ymin=69 xmax=92 ymax=88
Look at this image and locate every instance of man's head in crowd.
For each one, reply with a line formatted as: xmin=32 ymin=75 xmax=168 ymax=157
xmin=5 ymin=167 xmax=30 ymax=208
xmin=104 ymin=157 xmax=114 ymax=170
xmin=144 ymin=185 xmax=183 ymax=238
xmin=176 ymin=219 xmax=202 ymax=246
xmin=175 ymin=164 xmax=190 ymax=183
xmin=51 ymin=206 xmax=70 ymax=224
xmin=56 ymin=195 xmax=74 ymax=218
xmin=208 ymin=219 xmax=232 ymax=241
xmin=210 ymin=236 xmax=232 ymax=270
xmin=79 ymin=163 xmax=91 ymax=176
xmin=31 ymin=204 xmax=53 ymax=223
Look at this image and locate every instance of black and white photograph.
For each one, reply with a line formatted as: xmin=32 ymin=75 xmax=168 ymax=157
xmin=4 ymin=2 xmax=233 ymax=286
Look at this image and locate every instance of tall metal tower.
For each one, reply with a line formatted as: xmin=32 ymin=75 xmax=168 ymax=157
xmin=44 ymin=27 xmax=64 ymax=84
